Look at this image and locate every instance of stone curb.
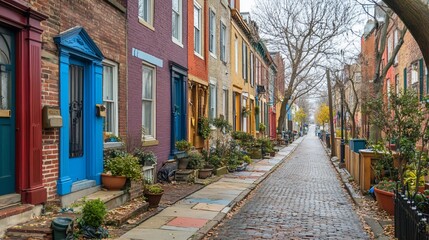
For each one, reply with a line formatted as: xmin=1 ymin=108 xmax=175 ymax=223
xmin=190 ymin=137 xmax=304 ymax=240
xmin=319 ymin=139 xmax=390 ymax=240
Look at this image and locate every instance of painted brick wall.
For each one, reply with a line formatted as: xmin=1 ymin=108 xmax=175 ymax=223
xmin=188 ymin=0 xmax=209 ymax=82
xmin=27 ymin=0 xmax=127 ymax=201
xmin=127 ymin=0 xmax=188 ymax=167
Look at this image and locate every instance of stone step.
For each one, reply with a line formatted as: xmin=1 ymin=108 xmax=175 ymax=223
xmin=73 ymin=189 xmax=129 ymax=212
xmin=60 ymin=185 xmax=100 ymax=208
xmin=0 ymin=204 xmax=42 ymax=237
xmin=0 ymin=194 xmax=21 ymax=210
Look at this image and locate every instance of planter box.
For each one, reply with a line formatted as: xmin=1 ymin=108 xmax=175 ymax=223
xmin=248 ymin=149 xmax=262 ymax=159
xmin=175 ymin=170 xmax=195 ymax=182
xmin=215 ymin=166 xmax=228 ymax=176
xmin=349 ymin=139 xmax=366 ymax=153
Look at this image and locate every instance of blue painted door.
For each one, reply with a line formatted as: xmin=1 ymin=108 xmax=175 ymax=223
xmin=0 ymin=27 xmax=15 ymax=195
xmin=172 ymin=73 xmax=186 ymax=147
xmin=69 ymin=60 xmax=86 ymax=182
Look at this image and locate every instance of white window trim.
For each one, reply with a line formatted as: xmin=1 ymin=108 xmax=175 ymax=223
xmin=209 ymin=79 xmax=217 ymax=127
xmin=102 ymin=59 xmax=119 ymax=136
xmin=234 ymin=36 xmax=238 ymax=73
xmin=138 ymin=0 xmax=155 ymax=30
xmin=142 ymin=62 xmax=157 ymax=141
xmin=220 ymin=19 xmax=227 ymax=63
xmin=172 ymin=0 xmax=183 ymax=46
xmin=193 ymin=1 xmax=203 ymax=57
xmin=209 ymin=7 xmax=216 ymax=57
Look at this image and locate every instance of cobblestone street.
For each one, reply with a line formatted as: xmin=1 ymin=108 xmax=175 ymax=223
xmin=209 ymin=127 xmax=368 ymax=239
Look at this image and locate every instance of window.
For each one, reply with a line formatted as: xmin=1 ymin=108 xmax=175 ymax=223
xmin=142 ymin=64 xmax=156 ymax=140
xmin=103 ymin=61 xmax=118 ymax=136
xmin=250 ymin=52 xmax=254 ymax=86
xmin=411 ymin=62 xmax=419 ymax=84
xmin=394 ymin=29 xmax=399 ymax=64
xmin=194 ymin=3 xmax=202 ymax=55
xmin=223 ymin=89 xmax=229 ymax=120
xmin=242 ymin=97 xmax=247 ymax=132
xmin=395 ymin=74 xmax=399 ymax=94
xmin=220 ymin=22 xmax=227 ymax=62
xmin=209 ymin=83 xmax=216 ymax=120
xmin=234 ymin=36 xmax=238 ymax=73
xmin=138 ymin=0 xmax=154 ymax=27
xmin=172 ymin=0 xmax=182 ymax=44
xmin=242 ymin=42 xmax=248 ymax=80
xmin=209 ymin=9 xmax=216 ymax=54
xmin=387 ymin=34 xmax=393 ymax=61
xmin=230 ymin=0 xmax=235 ymax=8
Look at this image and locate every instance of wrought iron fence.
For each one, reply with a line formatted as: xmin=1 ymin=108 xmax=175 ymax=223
xmin=395 ymin=188 xmax=429 ymax=240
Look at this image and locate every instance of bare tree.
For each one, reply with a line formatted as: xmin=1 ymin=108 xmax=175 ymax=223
xmin=253 ymin=0 xmax=356 ymax=133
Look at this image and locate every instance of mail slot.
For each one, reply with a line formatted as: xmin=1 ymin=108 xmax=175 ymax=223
xmin=96 ymin=104 xmax=107 ymax=117
xmin=42 ymin=106 xmax=63 ymax=128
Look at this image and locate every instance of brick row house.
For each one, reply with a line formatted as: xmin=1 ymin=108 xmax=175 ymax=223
xmin=0 ymin=0 xmax=285 ymax=232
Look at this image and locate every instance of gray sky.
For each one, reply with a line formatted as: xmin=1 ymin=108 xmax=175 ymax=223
xmin=240 ymin=0 xmax=256 ymax=12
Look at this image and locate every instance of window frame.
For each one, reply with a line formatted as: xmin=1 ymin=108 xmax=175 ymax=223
xmin=102 ymin=60 xmax=119 ymax=137
xmin=250 ymin=51 xmax=254 ymax=86
xmin=220 ymin=20 xmax=227 ymax=63
xmin=234 ymin=35 xmax=238 ymax=73
xmin=209 ymin=8 xmax=216 ymax=56
xmin=209 ymin=80 xmax=217 ymax=120
xmin=138 ymin=0 xmax=155 ymax=30
xmin=194 ymin=2 xmax=203 ymax=57
xmin=141 ymin=63 xmax=157 ymax=141
xmin=172 ymin=0 xmax=183 ymax=46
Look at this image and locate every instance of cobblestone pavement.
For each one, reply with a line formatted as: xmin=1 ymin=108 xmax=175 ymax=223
xmin=209 ymin=128 xmax=368 ymax=239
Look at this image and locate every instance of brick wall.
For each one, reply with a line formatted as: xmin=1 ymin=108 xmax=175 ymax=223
xmin=27 ymin=0 xmax=127 ymax=201
xmin=127 ymin=0 xmax=188 ymax=167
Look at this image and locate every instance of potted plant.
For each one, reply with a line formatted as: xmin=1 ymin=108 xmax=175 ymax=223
xmin=133 ymin=148 xmax=157 ymax=167
xmin=258 ymin=123 xmax=266 ymax=133
xmin=373 ymin=180 xmax=396 ymax=215
xmin=104 ymin=133 xmax=121 ymax=143
xmin=76 ymin=199 xmax=108 ymax=239
xmin=144 ymin=184 xmax=164 ymax=208
xmin=102 ymin=153 xmax=142 ymax=190
xmin=175 ymin=140 xmax=192 ymax=169
xmin=254 ymin=105 xmax=260 ymax=115
xmin=241 ymin=107 xmax=250 ymax=117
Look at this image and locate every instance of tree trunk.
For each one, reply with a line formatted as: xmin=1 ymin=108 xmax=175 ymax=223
xmin=277 ymin=96 xmax=289 ymax=133
xmin=383 ymin=0 xmax=429 ymax=68
xmin=327 ymin=70 xmax=336 ymax=157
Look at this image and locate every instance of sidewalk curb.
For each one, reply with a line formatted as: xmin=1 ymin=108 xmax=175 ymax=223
xmin=190 ymin=137 xmax=304 ymax=240
xmin=319 ymin=139 xmax=390 ymax=240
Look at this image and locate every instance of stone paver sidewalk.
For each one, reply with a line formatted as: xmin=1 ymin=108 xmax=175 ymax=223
xmin=119 ymin=138 xmax=303 ymax=240
xmin=209 ymin=126 xmax=368 ymax=239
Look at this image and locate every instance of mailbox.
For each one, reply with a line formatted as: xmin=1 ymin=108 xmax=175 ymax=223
xmin=96 ymin=104 xmax=107 ymax=117
xmin=42 ymin=106 xmax=63 ymax=128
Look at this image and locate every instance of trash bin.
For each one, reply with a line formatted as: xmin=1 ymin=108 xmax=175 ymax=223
xmin=51 ymin=217 xmax=73 ymax=240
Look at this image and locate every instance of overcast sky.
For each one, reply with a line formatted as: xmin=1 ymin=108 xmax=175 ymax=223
xmin=240 ymin=0 xmax=256 ymax=12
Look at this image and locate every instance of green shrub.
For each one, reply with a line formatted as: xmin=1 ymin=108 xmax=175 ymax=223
xmin=208 ymin=154 xmax=222 ymax=168
xmin=187 ymin=150 xmax=204 ymax=169
xmin=133 ymin=148 xmax=157 ymax=166
xmin=175 ymin=140 xmax=192 ymax=152
xmin=81 ymin=199 xmax=107 ymax=228
xmin=242 ymin=155 xmax=252 ymax=164
xmin=146 ymin=184 xmax=164 ymax=194
xmin=104 ymin=154 xmax=142 ymax=180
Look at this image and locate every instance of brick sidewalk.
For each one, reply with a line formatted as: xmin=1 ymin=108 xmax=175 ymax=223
xmin=209 ymin=128 xmax=368 ymax=239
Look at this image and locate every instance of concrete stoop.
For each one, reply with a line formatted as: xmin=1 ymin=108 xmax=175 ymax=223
xmin=0 ymin=204 xmax=42 ymax=238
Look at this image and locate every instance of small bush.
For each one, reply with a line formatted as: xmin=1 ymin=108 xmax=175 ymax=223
xmin=187 ymin=150 xmax=204 ymax=169
xmin=133 ymin=148 xmax=157 ymax=166
xmin=175 ymin=140 xmax=192 ymax=152
xmin=81 ymin=199 xmax=107 ymax=229
xmin=146 ymin=184 xmax=164 ymax=194
xmin=104 ymin=154 xmax=142 ymax=180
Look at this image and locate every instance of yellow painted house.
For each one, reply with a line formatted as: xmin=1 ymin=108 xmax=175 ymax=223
xmin=230 ymin=7 xmax=257 ymax=136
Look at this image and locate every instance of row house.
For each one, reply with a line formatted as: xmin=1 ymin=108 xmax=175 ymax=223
xmin=360 ymin=8 xmax=428 ymax=139
xmin=0 ymin=0 xmax=128 ymax=232
xmin=127 ymin=0 xmax=189 ymax=159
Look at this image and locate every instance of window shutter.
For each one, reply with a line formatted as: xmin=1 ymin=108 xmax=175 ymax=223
xmin=404 ymin=68 xmax=407 ymax=92
xmin=420 ymin=59 xmax=424 ymax=101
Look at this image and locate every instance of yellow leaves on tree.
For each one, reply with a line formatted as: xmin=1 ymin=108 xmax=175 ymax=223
xmin=316 ymin=104 xmax=330 ymax=128
xmin=294 ymin=108 xmax=307 ymax=125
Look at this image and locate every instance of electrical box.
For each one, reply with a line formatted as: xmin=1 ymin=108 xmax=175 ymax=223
xmin=96 ymin=104 xmax=107 ymax=117
xmin=42 ymin=106 xmax=63 ymax=128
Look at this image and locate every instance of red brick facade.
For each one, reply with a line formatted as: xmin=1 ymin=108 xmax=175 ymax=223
xmin=28 ymin=0 xmax=127 ymax=201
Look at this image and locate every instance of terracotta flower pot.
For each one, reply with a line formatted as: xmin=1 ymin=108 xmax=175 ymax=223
xmin=374 ymin=187 xmax=395 ymax=215
xmin=101 ymin=173 xmax=126 ymax=190
xmin=198 ymin=169 xmax=213 ymax=179
xmin=145 ymin=192 xmax=163 ymax=208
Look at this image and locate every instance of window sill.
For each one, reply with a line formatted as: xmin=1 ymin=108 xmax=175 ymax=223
xmin=172 ymin=37 xmax=184 ymax=48
xmin=142 ymin=139 xmax=159 ymax=147
xmin=138 ymin=18 xmax=155 ymax=31
xmin=194 ymin=52 xmax=204 ymax=60
xmin=210 ymin=52 xmax=217 ymax=59
xmin=104 ymin=142 xmax=124 ymax=149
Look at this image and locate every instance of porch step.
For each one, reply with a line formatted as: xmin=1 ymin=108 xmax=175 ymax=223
xmin=0 ymin=204 xmax=42 ymax=237
xmin=0 ymin=194 xmax=21 ymax=210
xmin=60 ymin=185 xmax=101 ymax=208
xmin=73 ymin=190 xmax=129 ymax=211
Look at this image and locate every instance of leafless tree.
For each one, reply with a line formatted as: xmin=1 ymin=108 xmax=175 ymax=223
xmin=253 ymin=0 xmax=357 ymax=132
